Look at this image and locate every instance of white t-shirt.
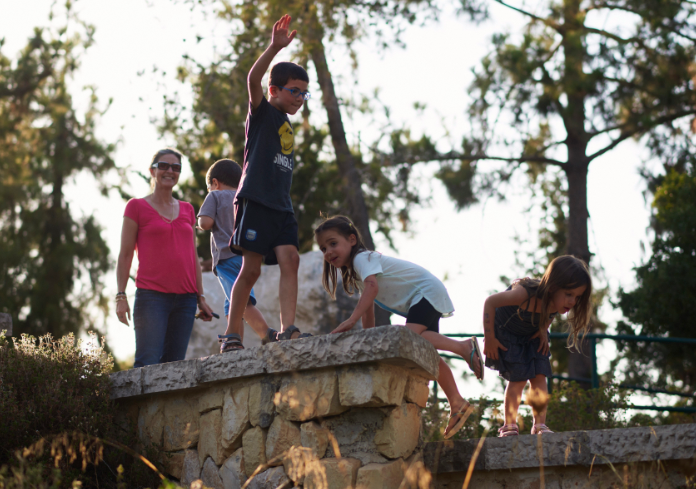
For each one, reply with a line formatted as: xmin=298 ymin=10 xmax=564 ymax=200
xmin=352 ymin=251 xmax=454 ymax=318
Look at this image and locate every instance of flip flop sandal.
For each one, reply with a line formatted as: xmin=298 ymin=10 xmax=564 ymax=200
xmin=531 ymin=424 xmax=553 ymax=435
xmin=276 ymin=325 xmax=313 ymax=341
xmin=443 ymin=402 xmax=475 ymax=440
xmin=465 ymin=337 xmax=485 ymax=381
xmin=498 ymin=424 xmax=519 ymax=437
xmin=218 ymin=333 xmax=244 ymax=353
xmin=262 ymin=328 xmax=279 ymax=345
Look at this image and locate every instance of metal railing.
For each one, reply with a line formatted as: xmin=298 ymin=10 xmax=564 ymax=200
xmin=440 ymin=332 xmax=696 ymax=414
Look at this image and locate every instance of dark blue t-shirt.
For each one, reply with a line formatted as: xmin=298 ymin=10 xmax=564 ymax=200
xmin=236 ymin=97 xmax=295 ymax=213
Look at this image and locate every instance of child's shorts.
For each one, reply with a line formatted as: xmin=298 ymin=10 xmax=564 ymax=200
xmin=230 ymin=199 xmax=299 ymax=265
xmin=405 ymin=298 xmax=441 ymax=333
xmin=215 ymin=255 xmax=257 ymax=316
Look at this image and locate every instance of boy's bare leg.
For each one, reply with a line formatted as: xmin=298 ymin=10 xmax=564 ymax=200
xmin=504 ymin=380 xmax=527 ymax=426
xmin=243 ymin=301 xmax=270 ymax=339
xmin=274 ymin=244 xmax=299 ymax=335
xmin=225 ymin=250 xmax=264 ymax=339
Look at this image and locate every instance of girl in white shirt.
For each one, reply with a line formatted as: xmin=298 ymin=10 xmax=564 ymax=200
xmin=315 ymin=215 xmax=484 ymax=439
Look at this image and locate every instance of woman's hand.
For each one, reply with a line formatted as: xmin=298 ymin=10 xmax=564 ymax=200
xmin=197 ymin=297 xmax=214 ymax=322
xmin=331 ymin=318 xmax=357 ymax=334
xmin=483 ymin=336 xmax=508 ymax=360
xmin=531 ymin=328 xmax=550 ymax=355
xmin=116 ymin=299 xmax=131 ymax=326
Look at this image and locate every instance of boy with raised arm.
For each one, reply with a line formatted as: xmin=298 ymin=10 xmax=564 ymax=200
xmin=219 ymin=14 xmax=312 ymax=353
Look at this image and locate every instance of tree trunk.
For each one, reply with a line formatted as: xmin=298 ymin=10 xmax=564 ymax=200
xmin=307 ymin=22 xmax=390 ymax=326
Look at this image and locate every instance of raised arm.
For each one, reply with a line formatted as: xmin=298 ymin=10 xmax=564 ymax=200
xmin=331 ymin=275 xmax=379 ymax=334
xmin=248 ymin=14 xmax=297 ymax=110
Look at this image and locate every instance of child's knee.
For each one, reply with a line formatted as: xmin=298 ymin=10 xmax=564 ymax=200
xmin=280 ymin=251 xmax=299 ymax=272
xmin=240 ymin=265 xmax=261 ymax=282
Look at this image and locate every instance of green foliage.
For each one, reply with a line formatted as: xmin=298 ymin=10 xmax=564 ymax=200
xmin=546 ymin=382 xmax=630 ymax=432
xmin=616 ymin=169 xmax=696 ymax=394
xmin=0 ymin=14 xmax=117 ymax=338
xmin=422 ymin=392 xmax=503 ymax=441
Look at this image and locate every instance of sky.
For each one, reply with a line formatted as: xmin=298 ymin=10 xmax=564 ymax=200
xmin=1 ymin=0 xmax=660 ymax=404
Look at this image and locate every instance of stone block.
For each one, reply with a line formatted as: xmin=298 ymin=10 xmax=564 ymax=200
xmin=282 ymin=445 xmax=317 ymax=484
xmin=199 ymin=388 xmax=224 ymax=414
xmin=163 ymin=397 xmax=200 ymax=451
xmin=201 ymin=457 xmax=224 ymax=489
xmin=403 ymin=376 xmax=429 ymax=408
xmin=301 ymin=421 xmax=329 ymax=459
xmin=199 ymin=409 xmax=224 ymax=466
xmin=180 ymin=449 xmax=202 ymax=487
xmin=304 ymin=457 xmax=362 ymax=489
xmin=374 ymin=403 xmax=420 ymax=459
xmin=266 ymin=416 xmax=301 ymax=465
xmin=243 ymin=426 xmax=267 ymax=477
xmin=355 ymin=458 xmax=405 ymax=489
xmin=249 ymin=381 xmax=276 ymax=428
xmin=338 ymin=364 xmax=407 ymax=407
xmin=323 ymin=409 xmax=390 ymax=465
xmin=138 ymin=398 xmax=164 ymax=448
xmin=161 ymin=450 xmax=185 ymax=480
xmin=274 ymin=369 xmax=347 ymax=422
xmin=110 ymin=368 xmax=142 ymax=399
xmin=222 ymin=385 xmax=251 ymax=452
xmin=245 ymin=466 xmax=291 ymax=489
xmin=142 ymin=358 xmax=198 ymax=395
xmin=220 ymin=448 xmax=247 ymax=489
xmin=197 ymin=348 xmax=266 ymax=384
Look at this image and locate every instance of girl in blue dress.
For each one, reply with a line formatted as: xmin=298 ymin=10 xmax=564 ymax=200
xmin=483 ymin=256 xmax=593 ymax=436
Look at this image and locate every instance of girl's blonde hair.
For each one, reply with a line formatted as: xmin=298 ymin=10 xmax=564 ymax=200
xmin=515 ymin=255 xmax=593 ymax=350
xmin=314 ymin=215 xmax=368 ymax=299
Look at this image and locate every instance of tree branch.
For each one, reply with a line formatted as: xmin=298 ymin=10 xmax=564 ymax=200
xmin=492 ymin=0 xmax=562 ymax=32
xmin=375 ymin=148 xmax=565 ymax=167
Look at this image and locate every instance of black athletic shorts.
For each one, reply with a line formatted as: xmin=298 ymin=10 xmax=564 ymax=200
xmin=230 ymin=198 xmax=299 ymax=265
xmin=405 ymin=298 xmax=442 ymax=333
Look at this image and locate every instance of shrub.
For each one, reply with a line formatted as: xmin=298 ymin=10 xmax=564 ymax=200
xmin=546 ymin=381 xmax=630 ymax=431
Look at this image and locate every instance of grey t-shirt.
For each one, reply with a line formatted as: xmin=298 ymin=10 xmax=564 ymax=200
xmin=236 ymin=97 xmax=295 ymax=213
xmin=198 ymin=189 xmax=237 ymax=271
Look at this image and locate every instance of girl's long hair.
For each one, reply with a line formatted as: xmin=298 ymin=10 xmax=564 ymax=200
xmin=515 ymin=255 xmax=593 ymax=350
xmin=314 ymin=216 xmax=368 ymax=299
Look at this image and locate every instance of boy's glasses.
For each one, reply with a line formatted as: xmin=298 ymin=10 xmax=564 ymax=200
xmin=276 ymin=86 xmax=311 ymax=101
xmin=151 ymin=162 xmax=182 ymax=173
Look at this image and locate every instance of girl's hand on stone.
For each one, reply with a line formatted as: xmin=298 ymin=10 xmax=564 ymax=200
xmin=331 ymin=319 xmax=356 ymax=334
xmin=483 ymin=336 xmax=507 ymax=360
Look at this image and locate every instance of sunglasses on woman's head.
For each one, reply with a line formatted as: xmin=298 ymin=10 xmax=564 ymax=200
xmin=152 ymin=161 xmax=182 ymax=173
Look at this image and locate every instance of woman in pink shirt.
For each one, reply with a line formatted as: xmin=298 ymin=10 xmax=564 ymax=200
xmin=116 ymin=148 xmax=214 ymax=368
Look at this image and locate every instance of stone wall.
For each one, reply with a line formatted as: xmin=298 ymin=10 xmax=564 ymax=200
xmin=111 ymin=326 xmax=439 ymax=489
xmin=186 ymin=251 xmax=360 ymax=358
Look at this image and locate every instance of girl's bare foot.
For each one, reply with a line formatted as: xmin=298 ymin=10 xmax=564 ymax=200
xmin=444 ymin=399 xmax=474 ymax=439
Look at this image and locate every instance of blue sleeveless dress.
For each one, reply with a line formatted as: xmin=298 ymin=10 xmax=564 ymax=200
xmin=484 ymin=287 xmax=556 ymax=382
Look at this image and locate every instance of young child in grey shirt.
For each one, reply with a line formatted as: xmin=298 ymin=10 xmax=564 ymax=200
xmin=197 ymin=159 xmax=271 ymax=345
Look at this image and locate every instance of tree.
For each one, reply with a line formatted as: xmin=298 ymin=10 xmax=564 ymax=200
xmin=615 ymin=168 xmax=696 ymax=396
xmin=0 ymin=21 xmax=117 ymax=338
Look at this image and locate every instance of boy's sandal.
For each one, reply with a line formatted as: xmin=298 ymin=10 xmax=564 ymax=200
xmin=531 ymin=424 xmax=553 ymax=435
xmin=262 ymin=328 xmax=279 ymax=345
xmin=443 ymin=401 xmax=475 ymax=440
xmin=276 ymin=325 xmax=313 ymax=341
xmin=218 ymin=333 xmax=244 ymax=353
xmin=463 ymin=337 xmax=485 ymax=381
xmin=498 ymin=424 xmax=519 ymax=437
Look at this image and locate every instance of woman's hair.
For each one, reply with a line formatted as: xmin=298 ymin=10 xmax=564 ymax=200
xmin=206 ymin=159 xmax=242 ymax=189
xmin=149 ymin=148 xmax=183 ymax=190
xmin=515 ymin=255 xmax=593 ymax=350
xmin=314 ymin=215 xmax=368 ymax=299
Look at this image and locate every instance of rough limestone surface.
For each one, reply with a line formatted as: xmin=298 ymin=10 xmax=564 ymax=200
xmin=301 ymin=421 xmax=329 ymax=459
xmin=138 ymin=399 xmax=164 ymax=447
xmin=180 ymin=449 xmax=202 ymax=487
xmin=265 ymin=416 xmax=301 ymax=465
xmin=161 ymin=450 xmax=185 ymax=480
xmin=110 ymin=326 xmax=439 ymax=400
xmin=185 ymin=252 xmax=359 ymax=361
xmin=338 ymin=364 xmax=408 ymax=407
xmin=274 ymin=369 xmax=347 ymax=421
xmin=355 ymin=458 xmax=405 ymax=489
xmin=242 ymin=426 xmax=267 ymax=477
xmin=201 ymin=457 xmax=225 ymax=489
xmin=404 ymin=376 xmax=429 ymax=408
xmin=198 ymin=409 xmax=224 ymax=466
xmin=163 ymin=397 xmax=200 ymax=451
xmin=282 ymin=445 xmax=316 ymax=485
xmin=199 ymin=388 xmax=224 ymax=414
xmin=323 ymin=408 xmax=389 ymax=465
xmin=222 ymin=385 xmax=250 ymax=451
xmin=220 ymin=448 xmax=246 ymax=489
xmin=374 ymin=403 xmax=420 ymax=459
xmin=248 ymin=381 xmax=276 ymax=428
xmin=304 ymin=457 xmax=362 ymax=489
xmin=246 ymin=466 xmax=291 ymax=489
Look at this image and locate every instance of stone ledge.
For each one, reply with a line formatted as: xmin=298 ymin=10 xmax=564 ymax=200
xmin=424 ymin=423 xmax=696 ymax=474
xmin=110 ymin=326 xmax=439 ymax=400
